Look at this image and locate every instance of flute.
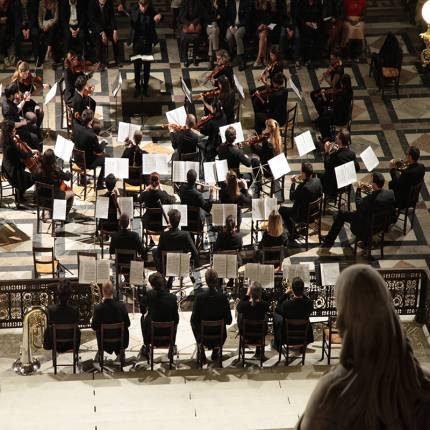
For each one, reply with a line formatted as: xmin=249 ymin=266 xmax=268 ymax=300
xmin=196 ymin=181 xmax=221 ymax=190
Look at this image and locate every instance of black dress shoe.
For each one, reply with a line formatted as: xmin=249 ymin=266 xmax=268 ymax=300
xmin=134 ymin=86 xmax=141 ymax=98
xmin=142 ymin=87 xmax=149 ymax=97
xmin=184 ymin=60 xmax=190 ymax=68
xmin=193 ymin=58 xmax=199 ymax=66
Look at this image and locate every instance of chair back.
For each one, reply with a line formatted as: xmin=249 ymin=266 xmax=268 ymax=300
xmin=180 ymin=151 xmax=199 ymax=162
xmin=284 ymin=103 xmax=297 ymax=152
xmin=35 ymin=181 xmax=54 ymax=211
xmin=284 ymin=318 xmax=309 ymax=347
xmin=406 ymin=181 xmax=423 ymax=208
xmin=72 ymin=148 xmax=87 ymax=171
xmin=307 ymin=197 xmax=322 ymax=223
xmin=200 ymin=319 xmax=225 ymax=348
xmin=369 ymin=208 xmax=395 ymax=235
xmin=261 ymin=246 xmax=284 ymax=267
xmin=150 ymin=321 xmax=175 ymax=348
xmin=241 ymin=318 xmax=266 ymax=347
xmin=188 ymin=206 xmax=204 ymax=234
xmin=33 ymin=246 xmax=57 ymax=277
xmin=142 ymin=207 xmax=164 ymax=233
xmin=115 ymin=249 xmax=137 ymax=274
xmin=123 ymin=166 xmax=143 ymax=194
xmin=99 ymin=322 xmax=125 ymax=351
xmin=52 ymin=323 xmax=79 ymax=353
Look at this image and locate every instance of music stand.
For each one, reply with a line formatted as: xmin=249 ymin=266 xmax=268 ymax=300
xmin=111 ymin=70 xmax=122 ymax=133
xmin=180 ymin=77 xmax=195 ymax=116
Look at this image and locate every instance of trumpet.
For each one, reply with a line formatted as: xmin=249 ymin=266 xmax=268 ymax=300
xmin=292 ymin=174 xmax=304 ymax=184
xmin=394 ymin=159 xmax=409 ymax=171
xmin=357 ymin=181 xmax=373 ymax=194
xmin=325 ymin=142 xmax=339 ymax=155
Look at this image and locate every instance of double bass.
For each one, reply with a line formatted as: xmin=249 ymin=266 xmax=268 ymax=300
xmin=14 ymin=136 xmax=40 ymax=172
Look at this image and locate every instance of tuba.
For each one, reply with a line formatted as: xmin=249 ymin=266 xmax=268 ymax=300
xmin=13 ymin=305 xmax=48 ymax=375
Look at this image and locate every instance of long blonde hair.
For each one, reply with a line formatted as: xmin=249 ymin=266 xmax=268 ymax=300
xmin=12 ymin=61 xmax=29 ymax=82
xmin=322 ymin=264 xmax=430 ymax=429
xmin=225 ymin=170 xmax=240 ymax=200
xmin=265 ymin=119 xmax=282 ymax=155
xmin=267 ymin=210 xmax=283 ymax=237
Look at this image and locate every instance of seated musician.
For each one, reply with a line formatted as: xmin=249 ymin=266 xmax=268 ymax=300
xmin=321 ymin=172 xmax=396 ymax=249
xmin=317 ymin=73 xmax=353 ymax=141
xmin=99 ymin=174 xmax=120 ymax=232
xmin=0 ymin=120 xmax=35 ymax=206
xmin=236 ymin=281 xmax=269 ymax=359
xmin=170 ymin=113 xmax=200 ymax=161
xmin=70 ymin=75 xmax=97 ymax=123
xmin=254 ymin=44 xmax=283 ymax=91
xmin=38 ymin=0 xmax=60 ymax=64
xmin=178 ymin=0 xmax=204 ymax=67
xmin=122 ymin=129 xmax=148 ymax=186
xmin=32 ymin=149 xmax=74 ymax=216
xmin=388 ymin=145 xmax=425 ymax=209
xmin=253 ymin=72 xmax=288 ymax=134
xmin=206 ymin=49 xmax=234 ymax=88
xmin=59 ymin=0 xmax=86 ymax=55
xmin=63 ymin=51 xmax=86 ymax=105
xmin=139 ymin=272 xmax=179 ymax=359
xmin=259 ymin=210 xmax=288 ymax=248
xmin=310 ymin=50 xmax=344 ymax=116
xmin=319 ymin=129 xmax=359 ymax=198
xmin=178 ymin=168 xmax=214 ymax=215
xmin=43 ymin=279 xmax=81 ymax=353
xmin=217 ymin=126 xmax=252 ymax=172
xmin=272 ymin=277 xmax=314 ymax=351
xmin=279 ymin=162 xmax=322 ymax=238
xmin=190 ymin=268 xmax=232 ymax=362
xmin=109 ymin=213 xmax=145 ymax=263
xmin=91 ymin=281 xmax=130 ymax=359
xmin=213 ymin=214 xmax=242 ymax=262
xmin=72 ymin=109 xmax=106 ymax=189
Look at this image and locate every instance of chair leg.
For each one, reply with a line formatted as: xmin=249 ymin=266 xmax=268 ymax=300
xmin=150 ymin=345 xmax=154 ymax=371
xmin=302 ymin=346 xmax=306 ymax=365
xmin=403 ymin=208 xmax=408 ymax=235
xmin=260 ymin=346 xmax=264 ymax=367
xmin=53 ymin=350 xmax=57 ymax=375
xmin=219 ymin=346 xmax=223 ymax=368
xmin=410 ymin=207 xmax=416 ymax=231
xmin=286 ymin=345 xmax=289 ymax=365
xmin=381 ymin=232 xmax=385 ymax=259
xmin=278 ymin=346 xmax=282 ymax=363
xmin=353 ymin=239 xmax=358 ymax=257
xmin=73 ymin=351 xmax=76 ymax=374
xmin=100 ymin=350 xmax=104 ymax=373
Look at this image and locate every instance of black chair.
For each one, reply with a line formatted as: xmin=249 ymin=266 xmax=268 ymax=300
xmin=238 ymin=319 xmax=267 ymax=367
xmin=123 ymin=166 xmax=144 ymax=217
xmin=35 ymin=181 xmax=56 ymax=236
xmin=148 ymin=321 xmax=176 ymax=371
xmin=380 ymin=52 xmax=402 ymax=99
xmin=142 ymin=207 xmax=165 ymax=248
xmin=99 ymin=229 xmax=117 ymax=259
xmin=279 ymin=318 xmax=310 ymax=365
xmin=196 ymin=319 xmax=225 ymax=368
xmin=323 ymin=185 xmax=351 ymax=215
xmin=187 ymin=206 xmax=205 ymax=249
xmin=397 ymin=181 xmax=423 ymax=235
xmin=321 ymin=317 xmax=341 ymax=365
xmin=71 ymin=148 xmax=96 ymax=201
xmin=283 ymin=103 xmax=298 ymax=151
xmin=261 ymin=246 xmax=285 ymax=270
xmin=52 ymin=323 xmax=79 ymax=374
xmin=98 ymin=322 xmax=126 ymax=372
xmin=0 ymin=164 xmax=16 ymax=207
xmin=292 ymin=197 xmax=323 ymax=250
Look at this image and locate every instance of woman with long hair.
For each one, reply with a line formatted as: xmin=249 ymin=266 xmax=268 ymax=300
xmin=63 ymin=51 xmax=85 ymax=104
xmin=213 ymin=214 xmax=242 ymax=252
xmin=259 ymin=210 xmax=288 ymax=248
xmin=298 ymin=264 xmax=430 ymax=429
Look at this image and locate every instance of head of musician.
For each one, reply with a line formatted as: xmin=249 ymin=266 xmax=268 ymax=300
xmin=102 ymin=281 xmax=114 ymax=300
xmin=81 ymin=109 xmax=94 ymax=128
xmin=92 ymin=118 xmax=102 ymax=135
xmin=267 ymin=210 xmax=283 ymax=237
xmin=225 ymin=126 xmax=236 ymax=146
xmin=38 ymin=149 xmax=58 ymax=177
xmin=64 ymin=51 xmax=79 ymax=69
xmin=225 ymin=170 xmax=241 ymax=199
xmin=149 ymin=171 xmax=160 ymax=189
xmin=205 ymin=268 xmax=219 ymax=291
xmin=291 ymin=277 xmax=305 ymax=297
xmin=4 ymin=83 xmax=19 ymax=101
xmin=167 ymin=208 xmax=181 ymax=229
xmin=215 ymin=49 xmax=230 ymax=66
xmin=185 ymin=114 xmax=196 ymax=130
xmin=301 ymin=162 xmax=314 ymax=182
xmin=265 ymin=118 xmax=282 ymax=154
xmin=329 ymin=49 xmax=341 ymax=67
xmin=340 ymin=73 xmax=352 ymax=95
xmin=186 ymin=169 xmax=197 ymax=187
xmin=269 ymin=44 xmax=280 ymax=64
xmin=119 ymin=213 xmax=130 ymax=230
xmin=407 ymin=146 xmax=420 ymax=164
xmin=224 ymin=214 xmax=236 ymax=234
xmin=13 ymin=60 xmax=30 ymax=81
xmin=371 ymin=172 xmax=385 ymax=191
xmin=217 ymin=75 xmax=232 ymax=95
xmin=335 ymin=129 xmax=350 ymax=148
xmin=271 ymin=72 xmax=285 ymax=89
xmin=249 ymin=281 xmax=263 ymax=305
xmin=75 ymin=75 xmax=88 ymax=94
xmin=148 ymin=272 xmax=165 ymax=291
xmin=105 ymin=173 xmax=117 ymax=192
xmin=57 ymin=279 xmax=72 ymax=306
xmin=131 ymin=130 xmax=143 ymax=146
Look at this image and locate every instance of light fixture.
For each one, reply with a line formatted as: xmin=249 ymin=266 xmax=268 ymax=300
xmin=420 ymin=0 xmax=430 ymax=66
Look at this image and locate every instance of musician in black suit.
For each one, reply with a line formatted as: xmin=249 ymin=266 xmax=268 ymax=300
xmin=170 ymin=114 xmax=200 ymax=161
xmin=91 ymin=281 xmax=130 ymax=356
xmin=279 ymin=162 xmax=322 ymax=237
xmin=14 ymin=0 xmax=40 ymax=63
xmin=70 ymin=76 xmax=97 ymax=122
xmin=321 ymin=172 xmax=396 ymax=249
xmin=178 ymin=169 xmax=214 ymax=214
xmin=128 ymin=0 xmax=162 ymax=96
xmin=98 ymin=174 xmax=120 ymax=232
xmin=191 ymin=269 xmax=232 ymax=362
xmin=72 ymin=109 xmax=106 ymax=189
xmin=139 ymin=272 xmax=179 ymax=356
xmin=43 ymin=280 xmax=81 ymax=353
xmin=320 ymin=129 xmax=359 ymax=197
xmin=121 ymin=130 xmax=147 ymax=169
xmin=88 ymin=0 xmax=120 ymax=68
xmin=59 ymin=0 xmax=86 ymax=54
xmin=273 ymin=277 xmax=314 ymax=349
xmin=389 ymin=146 xmax=425 ymax=209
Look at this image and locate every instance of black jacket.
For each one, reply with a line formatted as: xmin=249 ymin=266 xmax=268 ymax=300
xmin=141 ymin=288 xmax=179 ymax=323
xmin=217 ymin=143 xmax=251 ymax=171
xmin=88 ymin=0 xmax=117 ymax=34
xmin=200 ymin=112 xmax=227 ymax=161
xmin=259 ymin=230 xmax=288 ymax=248
xmin=1 ymin=135 xmax=33 ymax=188
xmin=179 ymin=0 xmax=205 ymax=26
xmin=63 ymin=68 xmax=84 ymax=105
xmin=237 ymin=297 xmax=269 ymax=321
xmin=59 ymin=0 xmax=86 ymax=32
xmin=267 ymin=87 xmax=288 ymax=127
xmin=14 ymin=0 xmax=38 ymax=30
xmin=91 ymin=299 xmax=130 ymax=354
xmin=72 ymin=122 xmax=104 ymax=167
xmin=290 ymin=177 xmax=322 ymax=222
xmin=109 ymin=228 xmax=144 ymax=261
xmin=2 ymin=97 xmax=21 ymax=123
xmin=178 ymin=183 xmax=212 ymax=213
xmin=43 ymin=303 xmax=81 ymax=352
xmin=389 ymin=163 xmax=425 ymax=208
xmin=171 ymin=129 xmax=199 ymax=155
xmin=71 ymin=91 xmax=95 ymax=120
xmin=225 ymin=0 xmax=253 ymax=28
xmin=98 ymin=190 xmax=119 ymax=232
xmin=297 ymin=0 xmax=322 ymax=27
xmin=213 ymin=230 xmax=242 ymax=252
xmin=128 ymin=3 xmax=158 ymax=45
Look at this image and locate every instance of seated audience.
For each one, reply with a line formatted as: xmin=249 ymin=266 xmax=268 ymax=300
xmin=297 ymin=0 xmax=322 ymax=66
xmin=59 ymin=0 xmax=86 ymax=55
xmin=0 ymin=0 xmax=13 ymax=67
xmin=340 ymin=0 xmax=366 ymax=62
xmin=38 ymin=0 xmax=59 ymax=64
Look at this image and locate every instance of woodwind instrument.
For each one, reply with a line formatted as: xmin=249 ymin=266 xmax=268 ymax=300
xmin=394 ymin=159 xmax=409 ymax=171
xmin=161 ymin=123 xmax=187 ymax=131
xmin=326 ymin=141 xmax=339 ymax=155
xmin=14 ymin=136 xmax=40 ymax=171
xmin=196 ymin=181 xmax=221 ymax=190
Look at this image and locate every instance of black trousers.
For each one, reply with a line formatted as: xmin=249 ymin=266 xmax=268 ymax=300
xmin=133 ymin=39 xmax=152 ymax=88
xmin=324 ymin=210 xmax=358 ymax=245
xmin=0 ymin=24 xmax=11 ymax=57
xmin=88 ymin=156 xmax=106 ymax=185
xmin=180 ymin=31 xmax=200 ymax=62
xmin=15 ymin=27 xmax=40 ymax=60
xmin=300 ymin=25 xmax=320 ymax=62
xmin=94 ymin=28 xmax=119 ymax=64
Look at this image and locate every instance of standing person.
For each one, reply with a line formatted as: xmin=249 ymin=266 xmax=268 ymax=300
xmin=297 ymin=0 xmax=322 ymax=67
xmin=297 ymin=264 xmax=430 ymax=429
xmin=128 ymin=0 xmax=162 ymax=97
xmin=59 ymin=0 xmax=87 ymax=55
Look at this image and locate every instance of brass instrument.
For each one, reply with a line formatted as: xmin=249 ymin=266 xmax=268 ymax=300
xmin=326 ymin=142 xmax=339 ymax=155
xmin=161 ymin=123 xmax=187 ymax=131
xmin=394 ymin=159 xmax=409 ymax=171
xmin=90 ymin=281 xmax=103 ymax=312
xmin=357 ymin=181 xmax=373 ymax=194
xmin=292 ymin=175 xmax=304 ymax=184
xmin=13 ymin=305 xmax=48 ymax=375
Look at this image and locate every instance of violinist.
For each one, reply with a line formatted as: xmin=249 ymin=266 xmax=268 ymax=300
xmin=59 ymin=0 xmax=86 ymax=55
xmin=0 ymin=120 xmax=35 ymax=206
xmin=170 ymin=114 xmax=200 ymax=161
xmin=310 ymin=50 xmax=344 ymax=116
xmin=32 ymin=149 xmax=74 ymax=216
xmin=122 ymin=129 xmax=148 ymax=169
xmin=63 ymin=51 xmax=85 ymax=104
xmin=217 ymin=126 xmax=253 ymax=172
xmin=70 ymin=75 xmax=97 ymax=123
xmin=205 ymin=49 xmax=234 ymax=88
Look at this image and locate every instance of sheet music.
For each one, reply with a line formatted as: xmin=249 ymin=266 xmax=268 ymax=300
xmin=54 ymin=135 xmax=74 ymax=162
xmin=97 ymin=259 xmax=111 ymax=284
xmin=112 ymin=71 xmax=122 ymax=97
xmin=335 ymin=160 xmax=357 ymax=189
xmin=44 ymin=81 xmax=58 ymax=105
xmin=172 ymin=161 xmax=199 ymax=182
xmin=52 ymin=199 xmax=67 ymax=221
xmin=233 ymin=74 xmax=245 ymax=99
xmin=288 ymin=78 xmax=303 ymax=101
xmin=95 ymin=196 xmax=109 ymax=219
xmin=129 ymin=260 xmax=145 ymax=285
xmin=117 ymin=121 xmax=141 ymax=143
xmin=105 ymin=157 xmax=129 ymax=179
xmin=252 ymin=199 xmax=266 ymax=220
xmin=118 ymin=197 xmax=134 ymax=219
xmin=215 ymin=159 xmax=228 ymax=183
xmin=294 ymin=130 xmax=316 ymax=157
xmin=204 ymin=162 xmax=217 ymax=185
xmin=245 ymin=263 xmax=259 ymax=282
xmin=179 ymin=253 xmax=190 ymax=277
xmin=226 ymin=254 xmax=238 ymax=278
xmin=166 ymin=253 xmax=180 ymax=277
xmin=166 ymin=106 xmax=187 ymax=126
xmin=142 ymin=154 xmax=170 ymax=175
xmin=224 ymin=204 xmax=237 ymax=224
xmin=212 ymin=254 xmax=238 ymax=278
xmin=180 ymin=77 xmax=192 ymax=103
xmin=268 ymin=153 xmax=291 ymax=180
xmin=130 ymin=54 xmax=154 ymax=62
xmin=211 ymin=204 xmax=224 ymax=226
xmin=80 ymin=260 xmax=97 ymax=284
xmin=162 ymin=204 xmax=188 ymax=227
xmin=283 ymin=263 xmax=311 ymax=288
xmin=219 ymin=122 xmax=245 ymax=144
xmin=360 ymin=146 xmax=379 ymax=172
xmin=320 ymin=262 xmax=340 ymax=286
xmin=267 ymin=23 xmax=277 ymax=30
xmin=260 ymin=264 xmax=274 ymax=289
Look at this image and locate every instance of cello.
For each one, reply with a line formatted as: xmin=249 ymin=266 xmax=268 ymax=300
xmin=14 ymin=136 xmax=40 ymax=172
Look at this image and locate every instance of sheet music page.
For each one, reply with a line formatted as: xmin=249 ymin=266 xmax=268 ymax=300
xmin=154 ymin=154 xmax=170 ymax=175
xmin=105 ymin=158 xmax=129 ymax=179
xmin=212 ymin=254 xmax=227 ymax=278
xmin=162 ymin=204 xmax=188 ymax=227
xmin=52 ymin=199 xmax=67 ymax=221
xmin=130 ymin=54 xmax=154 ymax=62
xmin=80 ymin=260 xmax=97 ymax=284
xmin=44 ymin=81 xmax=58 ymax=105
xmin=211 ymin=204 xmax=225 ymax=226
xmin=97 ymin=260 xmax=111 ymax=284
xmin=118 ymin=122 xmax=141 ymax=143
xmin=245 ymin=263 xmax=259 ymax=282
xmin=268 ymin=153 xmax=291 ymax=180
xmin=335 ymin=160 xmax=357 ymax=189
xmin=219 ymin=122 xmax=245 ymax=144
xmin=179 ymin=253 xmax=191 ymax=277
xmin=320 ymin=262 xmax=340 ymax=286
xmin=129 ymin=260 xmax=145 ymax=285
xmin=224 ymin=204 xmax=237 ymax=225
xmin=360 ymin=146 xmax=379 ymax=172
xmin=252 ymin=198 xmax=266 ymax=220
xmin=95 ymin=196 xmax=109 ymax=219
xmin=260 ymin=264 xmax=275 ymax=289
xmin=233 ymin=74 xmax=245 ymax=99
xmin=180 ymin=77 xmax=192 ymax=103
xmin=215 ymin=159 xmax=229 ymax=183
xmin=166 ymin=253 xmax=181 ymax=277
xmin=294 ymin=130 xmax=316 ymax=157
xmin=118 ymin=197 xmax=134 ymax=219
xmin=141 ymin=154 xmax=157 ymax=175
xmin=288 ymin=78 xmax=303 ymax=101
xmin=264 ymin=197 xmax=278 ymax=219
xmin=54 ymin=135 xmax=74 ymax=161
xmin=226 ymin=254 xmax=238 ymax=279
xmin=185 ymin=161 xmax=200 ymax=178
xmin=172 ymin=161 xmax=187 ymax=182
xmin=166 ymin=106 xmax=187 ymax=126
xmin=204 ymin=162 xmax=217 ymax=185
xmin=267 ymin=23 xmax=277 ymax=30
xmin=284 ymin=263 xmax=310 ymax=288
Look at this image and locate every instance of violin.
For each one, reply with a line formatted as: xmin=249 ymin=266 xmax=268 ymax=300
xmin=205 ymin=64 xmax=225 ymax=84
xmin=14 ymin=135 xmax=40 ymax=172
xmin=161 ymin=123 xmax=187 ymax=131
xmin=195 ymin=113 xmax=215 ymax=129
xmin=239 ymin=132 xmax=270 ymax=148
xmin=258 ymin=61 xmax=277 ymax=83
xmin=319 ymin=59 xmax=342 ymax=84
xmin=199 ymin=88 xmax=220 ymax=99
xmin=71 ymin=59 xmax=94 ymax=75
